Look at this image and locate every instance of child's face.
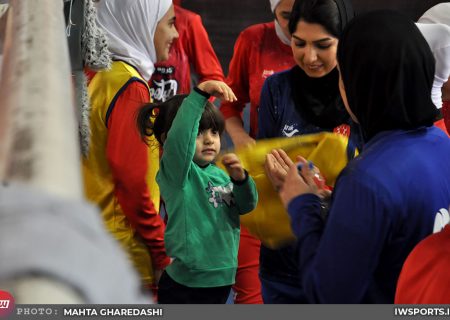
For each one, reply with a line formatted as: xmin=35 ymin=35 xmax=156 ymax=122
xmin=193 ymin=128 xmax=221 ymax=166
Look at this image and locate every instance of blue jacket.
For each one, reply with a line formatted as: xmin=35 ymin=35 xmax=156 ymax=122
xmin=288 ymin=127 xmax=450 ymax=303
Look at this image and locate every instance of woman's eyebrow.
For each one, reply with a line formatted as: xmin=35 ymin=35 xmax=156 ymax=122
xmin=292 ymin=35 xmax=332 ymax=43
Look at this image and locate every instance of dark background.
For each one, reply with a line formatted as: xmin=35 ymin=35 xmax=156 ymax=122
xmin=179 ymin=0 xmax=447 ymax=73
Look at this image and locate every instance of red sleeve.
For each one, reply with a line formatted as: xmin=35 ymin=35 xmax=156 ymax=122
xmin=106 ymin=81 xmax=170 ymax=269
xmin=220 ymin=29 xmax=252 ymax=120
xmin=443 ymin=101 xmax=450 ymax=134
xmin=179 ymin=8 xmax=224 ymax=83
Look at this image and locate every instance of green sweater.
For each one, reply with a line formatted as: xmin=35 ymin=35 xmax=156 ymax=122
xmin=157 ymin=89 xmax=258 ymax=288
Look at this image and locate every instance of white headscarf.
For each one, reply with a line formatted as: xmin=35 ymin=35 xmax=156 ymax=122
xmin=416 ymin=4 xmax=450 ymax=109
xmin=418 ymin=3 xmax=450 ymax=25
xmin=269 ymin=0 xmax=291 ymax=45
xmin=270 ymin=0 xmax=282 ymax=12
xmin=95 ymin=0 xmax=172 ymax=81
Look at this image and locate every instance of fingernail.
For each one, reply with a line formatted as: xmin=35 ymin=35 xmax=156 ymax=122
xmin=297 ymin=161 xmax=314 ymax=172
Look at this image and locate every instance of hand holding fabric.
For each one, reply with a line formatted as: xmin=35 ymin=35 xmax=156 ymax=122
xmin=278 ymin=159 xmax=324 ymax=209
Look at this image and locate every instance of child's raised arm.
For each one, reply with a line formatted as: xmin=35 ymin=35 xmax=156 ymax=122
xmin=197 ymin=81 xmax=237 ymax=102
xmin=158 ymin=81 xmax=236 ymax=186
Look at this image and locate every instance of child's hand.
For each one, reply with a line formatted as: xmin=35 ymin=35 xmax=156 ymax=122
xmin=197 ymin=81 xmax=237 ymax=102
xmin=221 ymin=153 xmax=246 ymax=181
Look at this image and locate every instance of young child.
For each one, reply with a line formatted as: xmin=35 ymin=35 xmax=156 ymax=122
xmin=136 ymin=81 xmax=258 ymax=304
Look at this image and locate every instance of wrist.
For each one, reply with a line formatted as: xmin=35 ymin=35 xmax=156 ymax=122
xmin=194 ymin=86 xmax=211 ymax=99
xmin=231 ymin=170 xmax=249 ymax=185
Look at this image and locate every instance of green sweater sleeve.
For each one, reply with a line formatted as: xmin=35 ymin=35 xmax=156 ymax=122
xmin=159 ymin=90 xmax=208 ymax=186
xmin=232 ymin=172 xmax=258 ymax=215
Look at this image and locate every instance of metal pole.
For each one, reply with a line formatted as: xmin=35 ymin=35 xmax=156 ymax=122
xmin=0 ymin=0 xmax=82 ymax=200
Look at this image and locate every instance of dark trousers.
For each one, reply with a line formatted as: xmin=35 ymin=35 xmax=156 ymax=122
xmin=260 ymin=275 xmax=307 ymax=304
xmin=158 ymin=271 xmax=231 ymax=304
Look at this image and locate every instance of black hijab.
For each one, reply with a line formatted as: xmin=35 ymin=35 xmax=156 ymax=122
xmin=290 ymin=66 xmax=349 ymax=128
xmin=337 ymin=10 xmax=439 ymax=141
xmin=290 ymin=0 xmax=356 ymax=129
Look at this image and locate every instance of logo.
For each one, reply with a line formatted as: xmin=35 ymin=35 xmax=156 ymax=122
xmin=150 ymin=79 xmax=178 ymax=103
xmin=282 ymin=124 xmax=299 ymax=137
xmin=333 ymin=124 xmax=351 ymax=137
xmin=433 ymin=208 xmax=450 ymax=233
xmin=262 ymin=69 xmax=274 ymax=79
xmin=206 ymin=182 xmax=235 ymax=208
xmin=155 ymin=66 xmax=175 ymax=75
xmin=0 ymin=290 xmax=14 ymax=318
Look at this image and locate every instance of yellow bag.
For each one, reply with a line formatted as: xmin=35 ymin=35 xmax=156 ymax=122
xmin=218 ymin=132 xmax=354 ymax=249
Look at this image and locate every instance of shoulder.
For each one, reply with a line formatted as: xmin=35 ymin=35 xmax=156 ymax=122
xmin=239 ymin=22 xmax=275 ymax=40
xmin=174 ymin=6 xmax=201 ymax=25
xmin=264 ymin=68 xmax=294 ymax=88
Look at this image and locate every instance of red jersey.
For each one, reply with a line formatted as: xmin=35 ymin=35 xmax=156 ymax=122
xmin=150 ymin=5 xmax=224 ymax=102
xmin=220 ymin=22 xmax=295 ymax=138
xmin=395 ymin=224 xmax=450 ymax=304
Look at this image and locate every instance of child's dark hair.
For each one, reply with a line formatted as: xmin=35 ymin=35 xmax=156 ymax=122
xmin=136 ymin=94 xmax=225 ymax=145
xmin=289 ymin=0 xmax=349 ymax=38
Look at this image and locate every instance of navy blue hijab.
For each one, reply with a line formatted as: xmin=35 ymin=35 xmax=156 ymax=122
xmin=337 ymin=10 xmax=439 ymax=141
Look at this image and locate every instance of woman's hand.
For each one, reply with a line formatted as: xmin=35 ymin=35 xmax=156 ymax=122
xmin=264 ymin=149 xmax=294 ymax=191
xmin=197 ymin=81 xmax=237 ymax=102
xmin=278 ymin=159 xmax=323 ymax=208
xmin=221 ymin=153 xmax=246 ymax=181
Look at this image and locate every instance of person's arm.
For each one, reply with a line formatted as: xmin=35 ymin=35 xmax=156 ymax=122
xmin=183 ymin=12 xmax=224 ymax=82
xmin=231 ymin=171 xmax=258 ymax=215
xmin=221 ymin=153 xmax=258 ymax=214
xmin=225 ymin=117 xmax=256 ymax=148
xmin=280 ymin=163 xmax=391 ymax=303
xmin=220 ymin=30 xmax=255 ymax=148
xmin=160 ymin=81 xmax=237 ymax=186
xmin=106 ymin=81 xmax=170 ymax=271
xmin=159 ymin=88 xmax=209 ymax=186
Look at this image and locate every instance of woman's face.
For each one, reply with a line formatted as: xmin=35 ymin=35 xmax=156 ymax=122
xmin=291 ymin=20 xmax=338 ymax=78
xmin=274 ymin=0 xmax=295 ymax=39
xmin=154 ymin=5 xmax=179 ymax=62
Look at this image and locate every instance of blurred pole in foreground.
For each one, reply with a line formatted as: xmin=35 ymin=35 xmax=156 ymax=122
xmin=0 ymin=0 xmax=151 ymax=304
xmin=0 ymin=0 xmax=82 ymax=200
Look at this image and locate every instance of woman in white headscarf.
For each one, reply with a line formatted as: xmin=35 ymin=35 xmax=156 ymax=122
xmin=219 ymin=0 xmax=295 ymax=304
xmin=82 ymin=0 xmax=178 ymax=293
xmin=418 ymin=2 xmax=450 ymax=24
xmin=417 ymin=2 xmax=450 ymax=134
